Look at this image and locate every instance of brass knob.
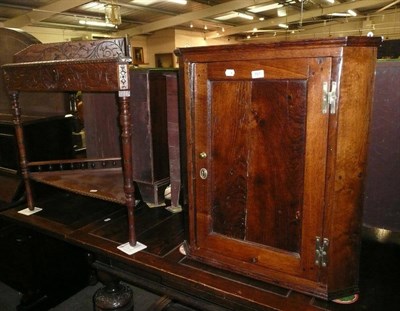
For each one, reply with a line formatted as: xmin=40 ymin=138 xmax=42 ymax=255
xmin=199 ymin=152 xmax=207 ymax=159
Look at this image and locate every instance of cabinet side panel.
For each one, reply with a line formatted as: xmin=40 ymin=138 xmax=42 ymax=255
xmin=326 ymin=47 xmax=378 ymax=295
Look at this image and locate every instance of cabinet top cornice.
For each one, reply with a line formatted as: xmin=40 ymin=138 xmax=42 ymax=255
xmin=175 ymin=36 xmax=382 ymax=58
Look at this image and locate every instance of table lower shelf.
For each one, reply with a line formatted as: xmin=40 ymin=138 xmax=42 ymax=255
xmin=30 ymin=168 xmax=126 ymax=204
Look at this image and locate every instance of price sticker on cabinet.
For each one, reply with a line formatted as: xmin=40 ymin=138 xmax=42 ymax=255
xmin=225 ymin=69 xmax=235 ymax=77
xmin=251 ymin=70 xmax=265 ymax=79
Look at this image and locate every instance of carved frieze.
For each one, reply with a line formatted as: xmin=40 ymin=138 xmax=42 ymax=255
xmin=14 ymin=38 xmax=128 ymax=63
xmin=2 ymin=59 xmax=122 ymax=92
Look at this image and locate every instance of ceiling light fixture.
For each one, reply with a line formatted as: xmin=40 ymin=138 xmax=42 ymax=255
xmin=79 ymin=19 xmax=116 ymax=28
xmin=131 ymin=0 xmax=187 ymax=5
xmin=237 ymin=12 xmax=254 ymax=20
xmin=215 ymin=12 xmax=239 ymax=20
xmin=105 ymin=0 xmax=121 ymax=26
xmin=248 ymin=3 xmax=283 ymax=13
xmin=168 ymin=0 xmax=187 ymax=4
xmin=328 ymin=12 xmax=352 ymax=17
xmin=131 ymin=0 xmax=158 ymax=5
xmin=277 ymin=7 xmax=287 ymax=17
xmin=347 ymin=9 xmax=357 ymax=16
xmin=215 ymin=11 xmax=253 ymax=21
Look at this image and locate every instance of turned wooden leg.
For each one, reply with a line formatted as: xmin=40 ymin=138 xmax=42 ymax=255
xmin=118 ymin=89 xmax=136 ymax=247
xmin=94 ymin=270 xmax=134 ymax=311
xmin=10 ymin=91 xmax=35 ymax=210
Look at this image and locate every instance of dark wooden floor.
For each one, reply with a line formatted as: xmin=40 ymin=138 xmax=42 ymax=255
xmin=1 ymin=185 xmax=399 ymax=310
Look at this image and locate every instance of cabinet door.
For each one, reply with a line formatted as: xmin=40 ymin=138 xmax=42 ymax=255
xmin=187 ymin=57 xmax=332 ymax=286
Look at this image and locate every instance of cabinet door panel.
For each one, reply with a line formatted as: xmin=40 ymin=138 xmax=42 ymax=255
xmin=189 ymin=58 xmax=332 ymax=282
xmin=246 ymin=79 xmax=307 ymax=252
xmin=209 ymin=80 xmax=307 ymax=253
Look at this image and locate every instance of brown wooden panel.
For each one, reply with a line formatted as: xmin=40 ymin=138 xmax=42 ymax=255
xmin=30 ymin=168 xmax=125 ymax=204
xmin=129 ymin=69 xmax=174 ymax=204
xmin=209 ymin=79 xmax=307 ymax=252
xmin=3 ymin=60 xmax=120 ymax=92
xmin=131 ymin=70 xmax=169 ymax=182
xmin=210 ymin=81 xmax=251 ymax=240
xmin=148 ymin=73 xmax=170 ymax=181
xmin=165 ymin=73 xmax=182 ymax=210
xmin=83 ymin=92 xmax=120 ymax=158
xmin=323 ymin=46 xmax=379 ymax=295
xmin=246 ymin=80 xmax=306 ymax=252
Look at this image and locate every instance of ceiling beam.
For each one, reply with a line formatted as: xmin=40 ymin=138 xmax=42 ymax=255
xmin=206 ymin=0 xmax=390 ymax=39
xmin=119 ymin=0 xmax=275 ymax=36
xmin=376 ymin=0 xmax=400 ymax=12
xmin=3 ymin=0 xmax=90 ymax=28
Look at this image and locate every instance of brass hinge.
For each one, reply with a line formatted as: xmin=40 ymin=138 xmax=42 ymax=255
xmin=315 ymin=236 xmax=329 ymax=267
xmin=322 ymin=81 xmax=337 ymax=114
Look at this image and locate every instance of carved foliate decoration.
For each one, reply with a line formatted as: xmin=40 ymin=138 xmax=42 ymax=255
xmin=2 ymin=59 xmax=122 ymax=92
xmin=13 ymin=38 xmax=128 ymax=63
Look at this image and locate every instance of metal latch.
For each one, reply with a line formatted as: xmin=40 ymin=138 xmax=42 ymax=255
xmin=322 ymin=81 xmax=337 ymax=114
xmin=315 ymin=236 xmax=329 ymax=267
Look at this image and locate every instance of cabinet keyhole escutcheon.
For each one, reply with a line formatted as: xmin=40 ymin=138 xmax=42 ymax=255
xmin=199 ymin=168 xmax=208 ymax=179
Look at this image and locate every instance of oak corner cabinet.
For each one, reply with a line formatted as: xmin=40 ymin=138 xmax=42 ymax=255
xmin=176 ymin=36 xmax=381 ymax=300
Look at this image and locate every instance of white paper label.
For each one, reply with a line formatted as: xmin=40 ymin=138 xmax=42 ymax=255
xmin=251 ymin=70 xmax=265 ymax=79
xmin=117 ymin=241 xmax=147 ymax=255
xmin=18 ymin=207 xmax=43 ymax=216
xmin=225 ymin=69 xmax=235 ymax=77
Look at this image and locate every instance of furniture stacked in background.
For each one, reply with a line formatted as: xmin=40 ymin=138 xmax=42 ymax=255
xmin=363 ymin=60 xmax=400 ymax=232
xmin=1 ymin=36 xmax=386 ymax=310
